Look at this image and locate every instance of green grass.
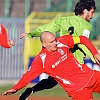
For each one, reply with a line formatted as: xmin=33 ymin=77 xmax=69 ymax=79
xmin=0 ymin=84 xmax=100 ymax=98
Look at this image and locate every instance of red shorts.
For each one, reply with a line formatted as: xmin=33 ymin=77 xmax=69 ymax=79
xmin=69 ymin=70 xmax=100 ymax=100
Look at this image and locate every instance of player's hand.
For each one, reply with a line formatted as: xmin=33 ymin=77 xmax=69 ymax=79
xmin=8 ymin=40 xmax=14 ymax=47
xmin=3 ymin=89 xmax=17 ymax=96
xmin=20 ymin=33 xmax=28 ymax=39
xmin=94 ymin=53 xmax=100 ymax=66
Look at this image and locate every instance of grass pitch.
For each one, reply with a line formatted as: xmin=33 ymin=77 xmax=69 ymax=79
xmin=0 ymin=84 xmax=100 ymax=98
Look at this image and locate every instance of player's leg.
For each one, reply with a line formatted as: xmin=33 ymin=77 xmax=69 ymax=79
xmin=33 ymin=76 xmax=58 ymax=92
xmin=19 ymin=76 xmax=58 ymax=100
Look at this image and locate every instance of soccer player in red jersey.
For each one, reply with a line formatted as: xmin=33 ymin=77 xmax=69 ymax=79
xmin=0 ymin=24 xmax=14 ymax=48
xmin=3 ymin=31 xmax=100 ymax=100
xmin=19 ymin=0 xmax=97 ymax=99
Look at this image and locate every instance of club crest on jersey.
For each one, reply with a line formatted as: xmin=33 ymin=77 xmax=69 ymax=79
xmin=58 ymin=49 xmax=64 ymax=55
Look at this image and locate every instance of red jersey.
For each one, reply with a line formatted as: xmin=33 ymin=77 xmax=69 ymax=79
xmin=13 ymin=35 xmax=94 ymax=94
xmin=0 ymin=24 xmax=10 ymax=48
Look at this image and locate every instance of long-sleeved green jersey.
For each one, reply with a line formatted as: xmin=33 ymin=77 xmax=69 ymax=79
xmin=27 ymin=15 xmax=95 ymax=64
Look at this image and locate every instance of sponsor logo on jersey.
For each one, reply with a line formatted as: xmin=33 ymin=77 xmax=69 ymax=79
xmin=52 ymin=53 xmax=68 ymax=68
xmin=58 ymin=49 xmax=64 ymax=55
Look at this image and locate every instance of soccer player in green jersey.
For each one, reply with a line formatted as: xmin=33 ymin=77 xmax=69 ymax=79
xmin=19 ymin=0 xmax=97 ymax=99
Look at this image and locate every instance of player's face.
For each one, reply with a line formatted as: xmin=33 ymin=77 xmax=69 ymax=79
xmin=43 ymin=35 xmax=57 ymax=51
xmin=85 ymin=8 xmax=95 ymax=22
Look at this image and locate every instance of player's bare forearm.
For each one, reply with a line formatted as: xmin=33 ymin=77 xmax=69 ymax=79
xmin=20 ymin=33 xmax=28 ymax=39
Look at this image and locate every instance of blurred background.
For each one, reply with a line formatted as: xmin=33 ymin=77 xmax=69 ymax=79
xmin=0 ymin=0 xmax=100 ymax=90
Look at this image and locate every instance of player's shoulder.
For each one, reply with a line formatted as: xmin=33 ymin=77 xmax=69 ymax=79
xmin=71 ymin=16 xmax=92 ymax=29
xmin=35 ymin=48 xmax=46 ymax=58
xmin=56 ymin=35 xmax=72 ymax=44
xmin=33 ymin=52 xmax=46 ymax=63
xmin=72 ymin=16 xmax=91 ymax=24
xmin=57 ymin=16 xmax=71 ymax=21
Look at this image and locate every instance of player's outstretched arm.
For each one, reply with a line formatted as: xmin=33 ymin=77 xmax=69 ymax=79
xmin=73 ymin=35 xmax=100 ymax=65
xmin=71 ymin=35 xmax=100 ymax=65
xmin=20 ymin=17 xmax=68 ymax=39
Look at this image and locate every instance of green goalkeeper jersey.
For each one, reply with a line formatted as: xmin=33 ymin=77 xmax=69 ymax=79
xmin=27 ymin=15 xmax=95 ymax=64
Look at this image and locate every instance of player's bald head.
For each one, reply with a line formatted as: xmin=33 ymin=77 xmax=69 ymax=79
xmin=40 ymin=31 xmax=55 ymax=43
xmin=40 ymin=31 xmax=57 ymax=51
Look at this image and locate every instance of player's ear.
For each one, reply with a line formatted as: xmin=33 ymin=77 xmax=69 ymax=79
xmin=83 ymin=9 xmax=88 ymax=14
xmin=42 ymin=43 xmax=46 ymax=48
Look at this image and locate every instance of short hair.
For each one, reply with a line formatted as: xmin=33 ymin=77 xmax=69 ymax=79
xmin=74 ymin=0 xmax=96 ymax=16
